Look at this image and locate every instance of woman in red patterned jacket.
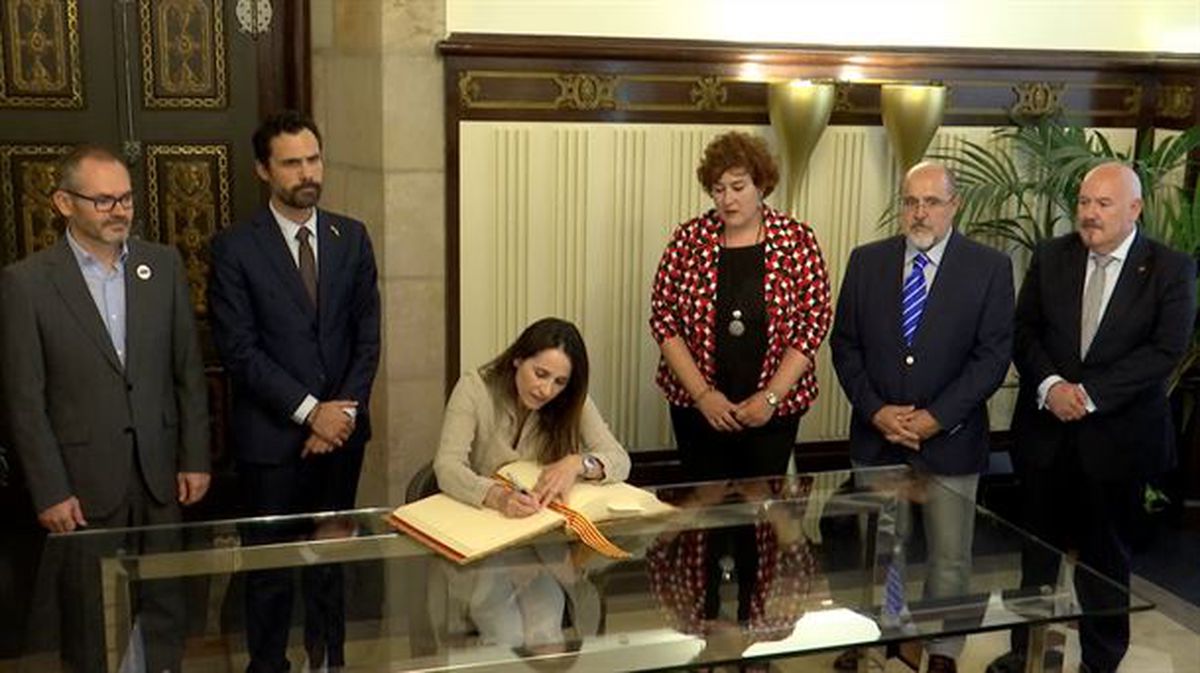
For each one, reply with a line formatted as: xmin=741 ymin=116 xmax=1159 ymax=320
xmin=649 ymin=131 xmax=831 ymax=481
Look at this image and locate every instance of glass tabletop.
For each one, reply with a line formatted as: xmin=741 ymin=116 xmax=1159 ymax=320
xmin=8 ymin=466 xmax=1151 ymax=672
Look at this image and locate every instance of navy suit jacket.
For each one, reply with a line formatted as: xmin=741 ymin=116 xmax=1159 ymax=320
xmin=208 ymin=208 xmax=381 ymax=465
xmin=831 ymin=232 xmax=1014 ymax=475
xmin=1011 ymin=232 xmax=1195 ymax=481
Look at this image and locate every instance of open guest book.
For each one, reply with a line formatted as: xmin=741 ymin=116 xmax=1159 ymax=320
xmin=388 ymin=460 xmax=675 ymax=564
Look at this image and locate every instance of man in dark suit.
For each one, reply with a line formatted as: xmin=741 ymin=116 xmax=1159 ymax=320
xmin=831 ymin=162 xmax=1014 ymax=673
xmin=989 ymin=162 xmax=1195 ymax=673
xmin=208 ymin=111 xmax=381 ymax=673
xmin=0 ymin=145 xmax=210 ymax=672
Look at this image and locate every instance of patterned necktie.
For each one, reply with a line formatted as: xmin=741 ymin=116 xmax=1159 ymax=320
xmin=296 ymin=227 xmax=318 ymax=308
xmin=901 ymin=253 xmax=929 ymax=347
xmin=1080 ymin=254 xmax=1114 ymax=357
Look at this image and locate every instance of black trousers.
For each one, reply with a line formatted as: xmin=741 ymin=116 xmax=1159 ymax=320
xmin=1010 ymin=438 xmax=1138 ymax=673
xmin=26 ymin=463 xmax=184 ymax=673
xmin=669 ymin=405 xmax=800 ymax=482
xmin=239 ymin=445 xmax=364 ymax=673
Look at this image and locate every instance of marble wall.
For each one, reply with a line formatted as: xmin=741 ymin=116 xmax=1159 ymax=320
xmin=310 ymin=0 xmax=447 ymax=507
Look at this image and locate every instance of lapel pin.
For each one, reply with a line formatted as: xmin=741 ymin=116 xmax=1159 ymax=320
xmin=330 ymin=224 xmax=341 ymax=238
xmin=136 ymin=264 xmax=152 ymax=280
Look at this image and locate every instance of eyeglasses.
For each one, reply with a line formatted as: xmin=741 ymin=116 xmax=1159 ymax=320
xmin=901 ymin=196 xmax=952 ymax=211
xmin=62 ymin=189 xmax=134 ymax=213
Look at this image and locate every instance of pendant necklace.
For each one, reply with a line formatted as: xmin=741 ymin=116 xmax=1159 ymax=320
xmin=729 ymin=309 xmax=746 ymax=337
xmin=723 ymin=221 xmax=763 ymax=339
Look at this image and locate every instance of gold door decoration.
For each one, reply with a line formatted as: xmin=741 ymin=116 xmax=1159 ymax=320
xmin=0 ymin=144 xmax=70 ymax=264
xmin=139 ymin=0 xmax=227 ymax=109
xmin=1159 ymin=84 xmax=1195 ymax=120
xmin=1010 ymin=81 xmax=1064 ymax=118
xmin=457 ymin=71 xmax=761 ymax=113
xmin=0 ymin=0 xmax=82 ymax=108
xmin=145 ymin=144 xmax=230 ymax=315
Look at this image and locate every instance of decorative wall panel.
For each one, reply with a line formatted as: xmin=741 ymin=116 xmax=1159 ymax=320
xmin=451 ymin=67 xmax=1153 ymax=128
xmin=445 ymin=35 xmax=1200 ymax=453
xmin=0 ymin=143 xmax=69 ymax=264
xmin=458 ymin=123 xmax=1067 ymax=446
xmin=139 ymin=0 xmax=227 ymax=109
xmin=144 ymin=143 xmax=230 ymax=316
xmin=0 ymin=0 xmax=82 ymax=108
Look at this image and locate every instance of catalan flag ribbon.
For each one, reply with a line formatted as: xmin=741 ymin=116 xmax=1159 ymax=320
xmin=494 ymin=474 xmax=631 ymax=560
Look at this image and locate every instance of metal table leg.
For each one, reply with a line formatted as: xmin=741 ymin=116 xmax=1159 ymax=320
xmin=1024 ymin=622 xmax=1048 ymax=673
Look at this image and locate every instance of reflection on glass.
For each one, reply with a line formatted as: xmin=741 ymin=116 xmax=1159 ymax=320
xmin=1 ymin=466 xmax=1155 ymax=672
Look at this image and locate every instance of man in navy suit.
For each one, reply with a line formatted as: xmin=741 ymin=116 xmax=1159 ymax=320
xmin=209 ymin=111 xmax=381 ymax=673
xmin=831 ymin=162 xmax=1014 ymax=673
xmin=989 ymin=162 xmax=1195 ymax=673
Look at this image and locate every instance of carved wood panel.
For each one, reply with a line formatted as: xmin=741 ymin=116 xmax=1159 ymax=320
xmin=0 ymin=143 xmax=69 ymax=265
xmin=144 ymin=143 xmax=230 ymax=316
xmin=139 ymin=0 xmax=227 ymax=109
xmin=0 ymin=0 xmax=82 ymax=108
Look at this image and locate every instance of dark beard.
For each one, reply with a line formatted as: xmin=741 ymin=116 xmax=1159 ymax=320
xmin=280 ymin=182 xmax=322 ymax=209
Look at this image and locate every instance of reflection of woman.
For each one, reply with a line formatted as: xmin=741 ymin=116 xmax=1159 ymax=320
xmin=649 ymin=132 xmax=832 ymax=481
xmin=433 ymin=317 xmax=630 ymax=648
xmin=647 ymin=479 xmax=817 ymax=643
xmin=435 ymin=317 xmax=631 ymax=513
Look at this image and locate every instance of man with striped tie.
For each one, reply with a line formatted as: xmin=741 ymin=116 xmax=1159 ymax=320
xmin=831 ymin=161 xmax=1014 ymax=673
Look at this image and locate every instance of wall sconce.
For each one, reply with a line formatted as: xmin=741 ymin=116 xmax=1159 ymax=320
xmin=880 ymin=83 xmax=947 ymax=173
xmin=768 ymin=79 xmax=835 ymax=214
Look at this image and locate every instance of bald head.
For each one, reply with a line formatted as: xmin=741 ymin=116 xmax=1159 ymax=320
xmin=1083 ymin=161 xmax=1142 ymax=200
xmin=1077 ymin=161 xmax=1142 ymax=254
xmin=905 ymin=161 xmax=957 ymax=197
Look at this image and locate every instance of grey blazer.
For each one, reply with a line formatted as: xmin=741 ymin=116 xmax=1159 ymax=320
xmin=0 ymin=238 xmax=210 ymax=518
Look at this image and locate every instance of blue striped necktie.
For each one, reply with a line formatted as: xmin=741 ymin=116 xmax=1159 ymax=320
xmin=901 ymin=252 xmax=930 ymax=346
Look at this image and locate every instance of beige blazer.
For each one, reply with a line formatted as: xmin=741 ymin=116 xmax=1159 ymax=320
xmin=434 ymin=370 xmax=631 ymax=507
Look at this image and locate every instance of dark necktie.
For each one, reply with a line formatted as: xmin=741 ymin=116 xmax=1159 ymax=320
xmin=296 ymin=228 xmax=317 ymax=307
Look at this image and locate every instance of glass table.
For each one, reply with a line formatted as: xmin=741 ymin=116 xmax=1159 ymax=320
xmin=6 ymin=466 xmax=1150 ymax=672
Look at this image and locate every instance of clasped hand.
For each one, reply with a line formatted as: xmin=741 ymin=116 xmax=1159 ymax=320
xmin=1046 ymin=381 xmax=1088 ymax=422
xmin=697 ymin=390 xmax=775 ymax=431
xmin=872 ymin=405 xmax=941 ymax=451
xmin=302 ymin=400 xmax=358 ymax=457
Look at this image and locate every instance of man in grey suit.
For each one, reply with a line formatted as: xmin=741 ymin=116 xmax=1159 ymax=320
xmin=831 ymin=162 xmax=1014 ymax=673
xmin=0 ymin=145 xmax=210 ymax=672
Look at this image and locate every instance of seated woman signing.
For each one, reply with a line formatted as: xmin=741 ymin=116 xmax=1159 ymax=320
xmin=434 ymin=317 xmax=631 ymax=516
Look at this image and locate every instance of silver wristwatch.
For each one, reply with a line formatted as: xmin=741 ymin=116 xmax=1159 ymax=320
xmin=763 ymin=390 xmax=780 ymax=407
xmin=581 ymin=453 xmax=602 ymax=480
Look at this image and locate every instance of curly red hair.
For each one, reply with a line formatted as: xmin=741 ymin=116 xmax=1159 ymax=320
xmin=696 ymin=131 xmax=780 ymax=197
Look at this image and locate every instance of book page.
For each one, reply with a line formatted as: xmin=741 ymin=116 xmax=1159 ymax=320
xmin=497 ymin=460 xmax=675 ymax=522
xmin=390 ymin=493 xmax=562 ymax=562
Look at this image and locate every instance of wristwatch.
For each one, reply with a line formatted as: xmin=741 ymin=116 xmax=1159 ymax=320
xmin=581 ymin=453 xmax=602 ymax=480
xmin=763 ymin=390 xmax=780 ymax=407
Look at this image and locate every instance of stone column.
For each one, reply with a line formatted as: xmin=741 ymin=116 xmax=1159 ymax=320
xmin=310 ymin=0 xmax=447 ymax=507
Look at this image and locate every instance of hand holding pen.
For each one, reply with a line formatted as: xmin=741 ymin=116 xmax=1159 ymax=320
xmin=485 ymin=475 xmax=541 ymax=518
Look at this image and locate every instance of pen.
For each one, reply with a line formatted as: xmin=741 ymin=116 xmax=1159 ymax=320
xmin=503 ymin=472 xmax=537 ymax=500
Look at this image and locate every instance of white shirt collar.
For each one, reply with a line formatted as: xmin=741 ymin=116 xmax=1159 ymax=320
xmin=1094 ymin=226 xmax=1138 ymax=263
xmin=268 ymin=200 xmax=317 ymax=242
xmin=905 ymin=228 xmax=953 ymax=267
xmin=65 ymin=227 xmax=129 ymax=268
